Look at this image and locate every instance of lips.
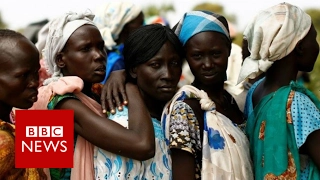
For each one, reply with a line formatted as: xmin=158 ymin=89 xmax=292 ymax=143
xmin=202 ymin=72 xmax=217 ymax=78
xmin=159 ymin=86 xmax=176 ymax=93
xmin=95 ymin=65 xmax=106 ymax=75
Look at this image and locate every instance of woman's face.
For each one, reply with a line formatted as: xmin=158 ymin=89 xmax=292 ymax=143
xmin=132 ymin=41 xmax=182 ymax=102
xmin=59 ymin=25 xmax=106 ymax=83
xmin=297 ymin=24 xmax=319 ymax=72
xmin=185 ymin=31 xmax=230 ymax=86
xmin=0 ymin=37 xmax=40 ymax=109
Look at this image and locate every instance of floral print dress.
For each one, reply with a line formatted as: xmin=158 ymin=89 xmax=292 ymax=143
xmin=162 ymin=85 xmax=253 ymax=180
xmin=94 ymin=106 xmax=171 ymax=180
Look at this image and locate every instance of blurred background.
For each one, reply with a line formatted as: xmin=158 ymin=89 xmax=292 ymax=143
xmin=1 ymin=0 xmax=319 ymax=97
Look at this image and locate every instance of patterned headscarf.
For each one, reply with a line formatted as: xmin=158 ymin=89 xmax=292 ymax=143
xmin=174 ymin=10 xmax=231 ymax=46
xmin=93 ymin=1 xmax=142 ymax=50
xmin=43 ymin=11 xmax=95 ymax=84
xmin=238 ymin=2 xmax=311 ymax=83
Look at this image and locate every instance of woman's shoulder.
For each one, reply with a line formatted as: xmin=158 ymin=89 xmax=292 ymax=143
xmin=0 ymin=121 xmax=15 ymax=172
xmin=47 ymin=93 xmax=79 ymax=110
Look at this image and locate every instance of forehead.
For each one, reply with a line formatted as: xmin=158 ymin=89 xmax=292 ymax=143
xmin=0 ymin=37 xmax=38 ymax=65
xmin=187 ymin=31 xmax=229 ymax=47
xmin=66 ymin=25 xmax=102 ymax=44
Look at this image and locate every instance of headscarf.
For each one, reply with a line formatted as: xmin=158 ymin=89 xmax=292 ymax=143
xmin=174 ymin=10 xmax=231 ymax=46
xmin=35 ymin=22 xmax=50 ymax=54
xmin=43 ymin=11 xmax=95 ymax=83
xmin=93 ymin=1 xmax=142 ymax=50
xmin=238 ymin=2 xmax=311 ymax=83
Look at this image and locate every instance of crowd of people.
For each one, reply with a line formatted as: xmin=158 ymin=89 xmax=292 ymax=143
xmin=0 ymin=1 xmax=319 ymax=180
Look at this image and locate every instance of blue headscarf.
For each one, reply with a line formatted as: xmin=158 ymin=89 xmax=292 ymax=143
xmin=174 ymin=10 xmax=231 ymax=46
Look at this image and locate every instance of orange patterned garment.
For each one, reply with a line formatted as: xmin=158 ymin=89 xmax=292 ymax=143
xmin=0 ymin=119 xmax=47 ymax=180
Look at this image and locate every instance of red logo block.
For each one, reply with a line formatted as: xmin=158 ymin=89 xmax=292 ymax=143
xmin=15 ymin=110 xmax=74 ymax=168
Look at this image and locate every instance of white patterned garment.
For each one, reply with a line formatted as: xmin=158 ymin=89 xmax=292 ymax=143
xmin=162 ymin=85 xmax=253 ymax=180
xmin=93 ymin=1 xmax=142 ymax=50
xmin=238 ymin=2 xmax=312 ymax=84
xmin=94 ymin=106 xmax=171 ymax=180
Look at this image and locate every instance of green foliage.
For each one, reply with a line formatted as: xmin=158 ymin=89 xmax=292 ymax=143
xmin=233 ymin=33 xmax=244 ymax=47
xmin=143 ymin=4 xmax=175 ymax=18
xmin=305 ymin=8 xmax=320 ymax=98
xmin=192 ymin=2 xmax=236 ymax=23
xmin=307 ymin=57 xmax=320 ymax=98
xmin=0 ymin=12 xmax=7 ymax=29
xmin=193 ymin=2 xmax=224 ymax=13
xmin=306 ymin=9 xmax=320 ymax=32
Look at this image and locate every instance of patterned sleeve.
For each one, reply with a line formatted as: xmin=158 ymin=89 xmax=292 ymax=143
xmin=47 ymin=93 xmax=79 ymax=110
xmin=291 ymin=91 xmax=320 ymax=148
xmin=168 ymin=101 xmax=201 ymax=155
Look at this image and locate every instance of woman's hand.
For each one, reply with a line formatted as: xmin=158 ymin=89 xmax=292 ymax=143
xmin=101 ymin=70 xmax=128 ymax=114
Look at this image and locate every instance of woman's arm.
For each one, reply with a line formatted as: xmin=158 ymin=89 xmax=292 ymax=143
xmin=171 ymin=149 xmax=196 ymax=180
xmin=56 ymin=83 xmax=155 ymax=161
xmin=304 ymin=130 xmax=320 ymax=169
xmin=169 ymin=100 xmax=203 ymax=180
xmin=101 ymin=69 xmax=127 ymax=114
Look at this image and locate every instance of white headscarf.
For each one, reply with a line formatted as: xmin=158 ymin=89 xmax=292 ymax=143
xmin=35 ymin=22 xmax=50 ymax=53
xmin=43 ymin=11 xmax=95 ymax=82
xmin=93 ymin=1 xmax=142 ymax=50
xmin=238 ymin=2 xmax=311 ymax=83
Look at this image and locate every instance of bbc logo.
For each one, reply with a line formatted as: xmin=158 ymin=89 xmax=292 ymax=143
xmin=26 ymin=126 xmax=63 ymax=137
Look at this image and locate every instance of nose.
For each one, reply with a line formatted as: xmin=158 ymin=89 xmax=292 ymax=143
xmin=161 ymin=66 xmax=174 ymax=81
xmin=28 ymin=73 xmax=39 ymax=88
xmin=93 ymin=48 xmax=106 ymax=62
xmin=202 ymin=56 xmax=214 ymax=70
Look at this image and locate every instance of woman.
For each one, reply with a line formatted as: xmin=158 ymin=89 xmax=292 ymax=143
xmin=238 ymin=2 xmax=320 ymax=179
xmin=30 ymin=11 xmax=154 ymax=180
xmin=94 ymin=1 xmax=144 ymax=85
xmin=95 ymin=23 xmax=184 ymax=179
xmin=162 ymin=11 xmax=253 ymax=179
xmin=0 ymin=29 xmax=48 ymax=179
xmin=103 ymin=10 xmax=253 ymax=180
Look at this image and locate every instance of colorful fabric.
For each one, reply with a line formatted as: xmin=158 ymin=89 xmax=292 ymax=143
xmin=48 ymin=93 xmax=78 ymax=180
xmin=0 ymin=120 xmax=49 ymax=180
xmin=244 ymin=79 xmax=320 ymax=179
xmin=93 ymin=1 xmax=142 ymax=50
xmin=167 ymin=100 xmax=202 ymax=179
xmin=162 ymin=85 xmax=253 ymax=180
xmin=43 ymin=11 xmax=95 ymax=81
xmin=238 ymin=2 xmax=311 ymax=83
xmin=174 ymin=11 xmax=230 ymax=46
xmin=30 ymin=76 xmax=104 ymax=180
xmin=145 ymin=15 xmax=170 ymax=26
xmin=94 ymin=106 xmax=171 ymax=179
